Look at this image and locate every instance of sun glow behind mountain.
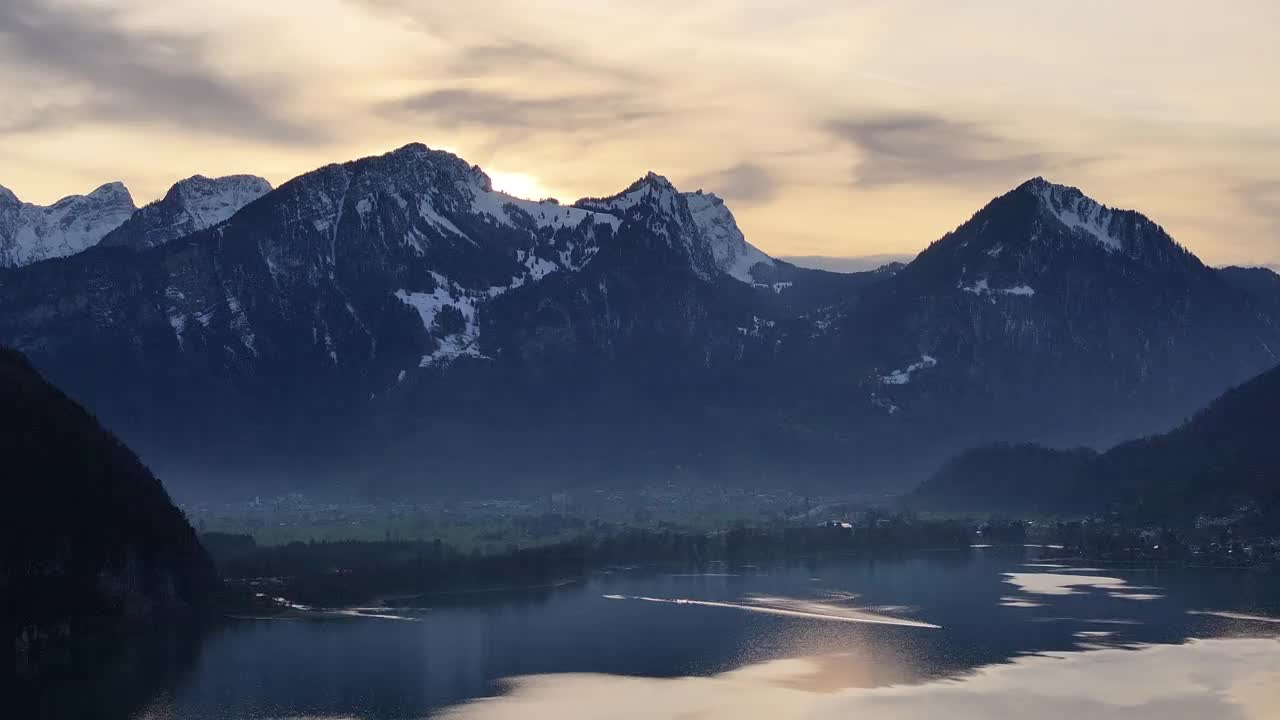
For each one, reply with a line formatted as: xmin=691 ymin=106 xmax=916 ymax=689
xmin=0 ymin=1 xmax=1277 ymax=266
xmin=488 ymin=171 xmax=548 ymax=201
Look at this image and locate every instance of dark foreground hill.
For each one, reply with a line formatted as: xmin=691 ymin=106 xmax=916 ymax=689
xmin=0 ymin=347 xmax=216 ymax=663
xmin=910 ymin=362 xmax=1280 ymax=522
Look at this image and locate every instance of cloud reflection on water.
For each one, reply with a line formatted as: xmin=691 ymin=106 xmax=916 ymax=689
xmin=442 ymin=638 xmax=1280 ymax=720
xmin=602 ymin=593 xmax=940 ymax=629
xmin=1004 ymin=572 xmax=1163 ymax=601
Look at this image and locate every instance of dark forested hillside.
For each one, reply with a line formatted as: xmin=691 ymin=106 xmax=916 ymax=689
xmin=0 ymin=347 xmax=217 ymax=661
xmin=910 ymin=362 xmax=1280 ymax=521
xmin=910 ymin=443 xmax=1099 ymax=513
xmin=1219 ymin=265 xmax=1280 ymax=325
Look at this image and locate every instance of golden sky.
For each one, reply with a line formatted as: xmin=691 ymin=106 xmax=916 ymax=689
xmin=1 ymin=0 xmax=1278 ymax=266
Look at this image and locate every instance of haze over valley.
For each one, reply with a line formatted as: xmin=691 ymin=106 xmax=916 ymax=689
xmin=3 ymin=2 xmax=1279 ymax=718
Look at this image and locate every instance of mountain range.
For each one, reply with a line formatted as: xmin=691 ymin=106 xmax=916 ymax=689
xmin=0 ymin=174 xmax=271 ymax=267
xmin=1 ymin=143 xmax=1277 ymax=498
xmin=99 ymin=174 xmax=273 ymax=251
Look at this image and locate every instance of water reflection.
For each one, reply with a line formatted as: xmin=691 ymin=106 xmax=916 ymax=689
xmin=1003 ymin=571 xmax=1158 ymax=598
xmin=442 ymin=638 xmax=1280 ymax=720
xmin=602 ymin=593 xmax=941 ymax=628
xmin=16 ymin=547 xmax=1278 ymax=719
xmin=1188 ymin=610 xmax=1280 ymax=624
xmin=9 ymin=626 xmax=206 ymax=719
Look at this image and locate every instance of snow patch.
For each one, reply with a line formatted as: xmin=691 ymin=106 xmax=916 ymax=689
xmin=225 ymin=293 xmax=257 ymax=356
xmin=881 ymin=355 xmax=937 ymax=385
xmin=960 ymin=279 xmax=1036 ymax=297
xmin=736 ymin=315 xmax=777 ymax=338
xmin=394 ymin=275 xmax=488 ymax=367
xmin=685 ymin=191 xmax=774 ymax=283
xmin=416 ymin=197 xmax=468 ymax=239
xmin=1028 ymin=179 xmax=1124 ymax=252
xmin=520 ymin=250 xmax=561 ymax=282
xmin=469 ymin=184 xmax=620 ymax=232
xmin=753 ymin=281 xmax=793 ymax=294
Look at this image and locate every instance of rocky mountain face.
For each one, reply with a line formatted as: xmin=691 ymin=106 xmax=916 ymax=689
xmin=1 ymin=146 xmax=1278 ymax=496
xmin=0 ymin=182 xmax=136 ymax=268
xmin=817 ymin=177 xmax=1280 ymax=461
xmin=99 ymin=174 xmax=272 ymax=251
xmin=0 ymin=347 xmax=216 ymax=663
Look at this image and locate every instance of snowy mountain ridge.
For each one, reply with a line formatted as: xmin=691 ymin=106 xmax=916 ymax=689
xmin=685 ymin=190 xmax=774 ymax=283
xmin=11 ymin=144 xmax=776 ymax=286
xmin=0 ymin=182 xmax=136 ymax=267
xmin=1021 ymin=176 xmax=1128 ymax=252
xmin=173 ymin=174 xmax=272 ymax=231
xmin=100 ymin=174 xmax=272 ymax=251
xmin=576 ymin=171 xmax=774 ymax=282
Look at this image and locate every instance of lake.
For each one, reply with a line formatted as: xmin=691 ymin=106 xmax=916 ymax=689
xmin=26 ymin=546 xmax=1280 ymax=718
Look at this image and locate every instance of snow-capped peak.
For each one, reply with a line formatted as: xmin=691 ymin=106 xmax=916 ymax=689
xmin=684 ymin=190 xmax=773 ymax=283
xmin=0 ymin=181 xmax=136 ymax=267
xmin=172 ymin=174 xmax=272 ymax=230
xmin=99 ymin=173 xmax=272 ymax=250
xmin=575 ymin=173 xmax=778 ymax=282
xmin=87 ymin=181 xmax=132 ymax=201
xmin=1020 ymin=177 xmax=1125 ymax=252
xmin=582 ymin=172 xmax=684 ymax=216
xmin=358 ymin=147 xmax=776 ymax=286
xmin=642 ymin=170 xmax=675 ymax=188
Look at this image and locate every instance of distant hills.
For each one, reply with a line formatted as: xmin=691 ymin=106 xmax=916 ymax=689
xmin=911 ymin=361 xmax=1280 ymax=521
xmin=0 ymin=347 xmax=216 ymax=660
xmin=2 ymin=144 xmax=1279 ymax=497
xmin=780 ymin=254 xmax=914 ymax=273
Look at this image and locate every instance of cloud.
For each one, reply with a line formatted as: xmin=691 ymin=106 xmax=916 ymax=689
xmin=385 ymin=88 xmax=657 ymax=133
xmin=1236 ymin=178 xmax=1280 ymax=233
xmin=827 ymin=111 xmax=1050 ymax=188
xmin=0 ymin=0 xmax=319 ymax=142
xmin=347 ymin=0 xmax=648 ymax=83
xmin=693 ymin=162 xmax=779 ymax=206
xmin=450 ymin=41 xmax=645 ymax=84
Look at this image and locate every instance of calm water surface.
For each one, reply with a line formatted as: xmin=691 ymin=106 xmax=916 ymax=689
xmin=34 ymin=547 xmax=1280 ymax=718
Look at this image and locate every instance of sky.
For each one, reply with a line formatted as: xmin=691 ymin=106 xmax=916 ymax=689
xmin=1 ymin=0 xmax=1278 ymax=266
